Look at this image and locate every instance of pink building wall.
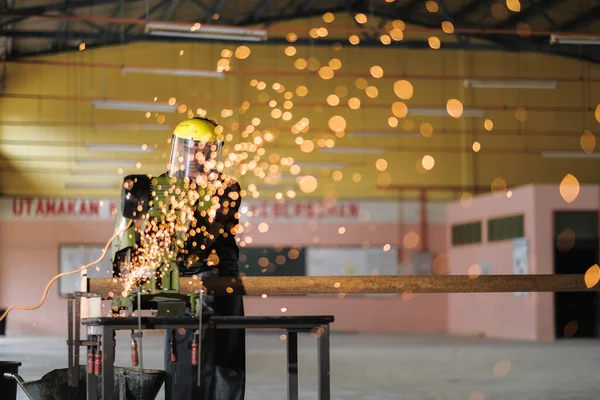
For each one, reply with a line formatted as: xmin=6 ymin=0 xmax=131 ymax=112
xmin=531 ymin=185 xmax=600 ymax=341
xmin=0 ymin=198 xmax=448 ymax=336
xmin=446 ymin=184 xmax=600 ymax=341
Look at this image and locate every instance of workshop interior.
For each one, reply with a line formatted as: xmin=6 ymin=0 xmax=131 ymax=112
xmin=0 ymin=0 xmax=600 ymax=399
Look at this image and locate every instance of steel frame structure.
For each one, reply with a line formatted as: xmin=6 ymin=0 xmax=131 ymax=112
xmin=0 ymin=0 xmax=598 ymax=62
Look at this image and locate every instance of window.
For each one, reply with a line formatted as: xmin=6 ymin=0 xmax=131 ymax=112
xmin=488 ymin=215 xmax=524 ymax=242
xmin=59 ymin=244 xmax=114 ymax=296
xmin=239 ymin=246 xmax=306 ymax=276
xmin=451 ymin=221 xmax=482 ymax=246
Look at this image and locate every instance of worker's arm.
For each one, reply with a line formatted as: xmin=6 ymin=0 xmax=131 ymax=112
xmin=202 ymin=180 xmax=242 ymax=250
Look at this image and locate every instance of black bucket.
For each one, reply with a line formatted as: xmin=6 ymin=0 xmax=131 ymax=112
xmin=19 ymin=366 xmax=166 ymax=400
xmin=0 ymin=361 xmax=22 ymax=400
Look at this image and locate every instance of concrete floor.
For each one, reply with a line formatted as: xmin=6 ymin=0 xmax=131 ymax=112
xmin=1 ymin=332 xmax=600 ymax=400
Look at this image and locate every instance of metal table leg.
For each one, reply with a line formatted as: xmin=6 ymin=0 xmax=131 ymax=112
xmin=101 ymin=327 xmax=115 ymax=400
xmin=287 ymin=330 xmax=299 ymax=400
xmin=87 ymin=332 xmax=98 ymax=400
xmin=317 ymin=325 xmax=330 ymax=400
xmin=87 ymin=369 xmax=97 ymax=400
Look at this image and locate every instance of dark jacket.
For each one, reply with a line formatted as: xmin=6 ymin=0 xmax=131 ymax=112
xmin=163 ymin=172 xmax=245 ymax=400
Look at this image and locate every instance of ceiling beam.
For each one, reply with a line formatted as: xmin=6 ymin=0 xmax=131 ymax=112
xmin=495 ymin=0 xmax=564 ymax=28
xmin=529 ymin=0 xmax=560 ymax=29
xmin=2 ymin=28 xmax=525 ymax=58
xmin=436 ymin=0 xmax=467 ymax=42
xmin=237 ymin=3 xmax=346 ymax=27
xmin=123 ymin=0 xmax=171 ymax=33
xmin=0 ymin=0 xmax=139 ymax=29
xmin=248 ymin=0 xmax=272 ymax=23
xmin=339 ymin=0 xmax=371 ymax=40
xmin=359 ymin=8 xmax=599 ymax=64
xmin=186 ymin=0 xmax=234 ymax=24
xmin=161 ymin=0 xmax=182 ymax=21
xmin=397 ymin=0 xmax=423 ymax=18
xmin=5 ymin=0 xmax=138 ymax=15
xmin=204 ymin=0 xmax=231 ymax=23
xmin=236 ymin=0 xmax=316 ymax=26
xmin=51 ymin=0 xmax=71 ymax=51
xmin=557 ymin=3 xmax=600 ymax=31
xmin=452 ymin=0 xmax=493 ymax=24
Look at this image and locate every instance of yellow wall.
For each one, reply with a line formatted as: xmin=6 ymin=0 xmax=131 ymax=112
xmin=0 ymin=14 xmax=599 ymax=200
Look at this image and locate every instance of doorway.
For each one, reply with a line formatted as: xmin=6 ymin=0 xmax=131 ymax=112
xmin=554 ymin=211 xmax=599 ymax=339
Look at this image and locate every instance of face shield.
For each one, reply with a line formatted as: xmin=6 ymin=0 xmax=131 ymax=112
xmin=167 ymin=136 xmax=223 ymax=179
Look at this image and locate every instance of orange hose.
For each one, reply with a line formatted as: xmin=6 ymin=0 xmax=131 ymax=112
xmin=0 ymin=220 xmax=132 ymax=322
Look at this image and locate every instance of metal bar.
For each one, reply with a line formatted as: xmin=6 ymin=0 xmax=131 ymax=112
xmin=67 ymin=297 xmax=75 ymax=387
xmin=317 ymin=325 xmax=331 ymax=400
xmin=123 ymin=0 xmax=170 ymax=33
xmin=556 ymin=4 xmax=600 ymax=32
xmin=397 ymin=0 xmax=422 ymax=17
xmin=86 ymin=334 xmax=98 ymax=400
xmin=205 ymin=0 xmax=230 ymax=23
xmin=495 ymin=0 xmax=564 ymax=28
xmin=136 ymin=290 xmax=144 ymax=399
xmin=82 ymin=321 xmax=326 ymax=330
xmin=436 ymin=0 xmax=466 ymax=43
xmin=74 ymin=295 xmax=81 ymax=387
xmin=261 ymin=0 xmax=299 ymax=28
xmin=529 ymin=0 xmax=561 ymax=30
xmin=3 ymin=10 xmax=600 ymax=38
xmin=161 ymin=0 xmax=181 ymax=21
xmin=339 ymin=0 xmax=370 ymax=40
xmin=0 ymin=29 xmax=561 ymax=52
xmin=89 ymin=274 xmax=599 ymax=298
xmin=419 ymin=188 xmax=428 ymax=252
xmin=187 ymin=0 xmax=235 ymax=25
xmin=249 ymin=0 xmax=272 ymax=24
xmin=452 ymin=0 xmax=492 ymax=24
xmin=8 ymin=0 xmax=134 ymax=14
xmin=287 ymin=330 xmax=298 ymax=400
xmin=101 ymin=327 xmax=115 ymax=400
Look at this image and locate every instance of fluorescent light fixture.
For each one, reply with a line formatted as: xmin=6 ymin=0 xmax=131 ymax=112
xmin=550 ymin=34 xmax=600 ymax=46
xmin=91 ymin=99 xmax=178 ymax=113
xmin=464 ymin=79 xmax=558 ymax=89
xmin=293 ymin=162 xmax=347 ymax=169
xmin=65 ymin=182 xmax=119 ymax=189
xmin=122 ymin=67 xmax=224 ymax=79
xmin=408 ymin=107 xmax=485 ymax=117
xmin=71 ymin=170 xmax=123 ymax=177
xmin=541 ymin=151 xmax=600 ymax=159
xmin=145 ymin=22 xmax=268 ymax=42
xmin=92 ymin=123 xmax=171 ymax=131
xmin=76 ymin=159 xmax=138 ymax=166
xmin=85 ymin=144 xmax=154 ymax=153
xmin=348 ymin=131 xmax=420 ymax=137
xmin=320 ymin=147 xmax=386 ymax=154
xmin=257 ymin=184 xmax=298 ymax=191
xmin=149 ymin=31 xmax=266 ymax=42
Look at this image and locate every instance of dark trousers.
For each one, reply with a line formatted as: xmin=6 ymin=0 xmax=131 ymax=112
xmin=163 ymin=292 xmax=246 ymax=400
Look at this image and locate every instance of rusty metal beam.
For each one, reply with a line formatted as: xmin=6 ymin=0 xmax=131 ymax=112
xmin=88 ymin=274 xmax=597 ymax=298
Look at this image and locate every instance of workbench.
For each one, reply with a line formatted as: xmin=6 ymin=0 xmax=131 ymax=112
xmin=81 ymin=315 xmax=334 ymax=400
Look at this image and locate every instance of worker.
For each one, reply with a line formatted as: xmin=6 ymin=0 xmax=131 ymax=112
xmin=163 ymin=117 xmax=245 ymax=400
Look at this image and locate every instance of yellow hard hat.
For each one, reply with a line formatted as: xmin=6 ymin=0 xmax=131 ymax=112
xmin=172 ymin=118 xmax=218 ymax=142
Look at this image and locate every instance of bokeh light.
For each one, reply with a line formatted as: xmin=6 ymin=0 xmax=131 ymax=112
xmin=580 ymin=130 xmax=596 ymax=153
xmin=422 ymin=155 xmax=435 ymax=170
xmin=447 ymin=99 xmax=464 ymax=118
xmin=370 ymin=65 xmax=384 ymax=78
xmin=559 ymin=174 xmax=580 ymax=204
xmin=394 ymin=80 xmax=414 ymax=100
